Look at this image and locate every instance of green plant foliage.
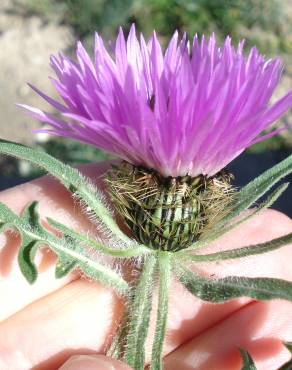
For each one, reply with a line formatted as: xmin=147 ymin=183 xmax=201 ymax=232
xmin=150 ymin=252 xmax=172 ymax=370
xmin=47 ymin=218 xmax=150 ymax=258
xmin=0 ymin=201 xmax=129 ymax=293
xmin=239 ymin=349 xmax=257 ymax=369
xmin=16 ymin=0 xmax=290 ymax=55
xmin=124 ymin=255 xmax=156 ymax=370
xmin=178 ymin=266 xmax=292 ymax=303
xmin=182 ymin=230 xmax=292 ymax=262
xmin=0 ymin=139 xmax=131 ymax=243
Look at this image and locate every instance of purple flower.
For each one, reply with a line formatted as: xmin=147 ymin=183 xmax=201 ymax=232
xmin=21 ymin=25 xmax=292 ymax=177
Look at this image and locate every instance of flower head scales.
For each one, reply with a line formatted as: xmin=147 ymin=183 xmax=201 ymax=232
xmin=22 ymin=25 xmax=292 ymax=177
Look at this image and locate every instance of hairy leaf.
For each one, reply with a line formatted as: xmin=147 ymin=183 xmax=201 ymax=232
xmin=47 ymin=217 xmax=150 ymax=258
xmin=0 ymin=201 xmax=128 ymax=294
xmin=181 ymin=231 xmax=292 ymax=262
xmin=55 ymin=255 xmax=77 ymax=278
xmin=0 ymin=139 xmax=130 ymax=243
xmin=177 ymin=266 xmax=292 ymax=302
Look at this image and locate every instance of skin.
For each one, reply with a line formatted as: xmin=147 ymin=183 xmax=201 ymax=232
xmin=0 ymin=162 xmax=292 ymax=370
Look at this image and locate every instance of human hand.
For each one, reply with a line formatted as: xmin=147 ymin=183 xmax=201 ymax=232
xmin=0 ymin=162 xmax=292 ymax=370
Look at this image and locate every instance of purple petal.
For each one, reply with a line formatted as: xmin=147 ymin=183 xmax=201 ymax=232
xmin=22 ymin=27 xmax=292 ymax=178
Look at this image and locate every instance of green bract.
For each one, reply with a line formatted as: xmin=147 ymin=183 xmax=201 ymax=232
xmin=1 ymin=139 xmax=292 ymax=370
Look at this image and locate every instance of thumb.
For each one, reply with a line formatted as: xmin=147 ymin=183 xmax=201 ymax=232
xmin=58 ymin=354 xmax=132 ymax=370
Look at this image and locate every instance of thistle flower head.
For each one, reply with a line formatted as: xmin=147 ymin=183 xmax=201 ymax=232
xmin=22 ymin=25 xmax=292 ymax=178
xmin=25 ymin=26 xmax=292 ymax=177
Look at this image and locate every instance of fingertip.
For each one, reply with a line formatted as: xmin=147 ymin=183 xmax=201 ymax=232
xmin=59 ymin=354 xmax=132 ymax=370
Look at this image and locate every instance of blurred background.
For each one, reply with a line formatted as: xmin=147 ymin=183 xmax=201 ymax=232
xmin=0 ymin=0 xmax=291 ymax=214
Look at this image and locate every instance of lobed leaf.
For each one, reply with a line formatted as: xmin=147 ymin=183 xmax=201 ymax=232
xmin=0 ymin=200 xmax=129 ymax=294
xmin=55 ymin=255 xmax=77 ymax=279
xmin=18 ymin=238 xmax=42 ymax=283
xmin=177 ymin=266 xmax=292 ymax=303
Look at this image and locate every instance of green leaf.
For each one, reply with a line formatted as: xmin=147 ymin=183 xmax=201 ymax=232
xmin=239 ymin=349 xmax=257 ymax=369
xmin=22 ymin=201 xmax=43 ymax=232
xmin=181 ymin=232 xmax=292 ymax=263
xmin=0 ymin=201 xmax=129 ymax=294
xmin=18 ymin=239 xmax=42 ymax=283
xmin=55 ymin=255 xmax=77 ymax=278
xmin=47 ymin=217 xmax=150 ymax=258
xmin=150 ymin=252 xmax=171 ymax=370
xmin=0 ymin=139 xmax=130 ymax=244
xmin=124 ymin=255 xmax=156 ymax=370
xmin=177 ymin=266 xmax=292 ymax=303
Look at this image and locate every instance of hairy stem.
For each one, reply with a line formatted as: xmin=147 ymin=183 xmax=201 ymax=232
xmin=124 ymin=255 xmax=157 ymax=370
xmin=150 ymin=251 xmax=172 ymax=370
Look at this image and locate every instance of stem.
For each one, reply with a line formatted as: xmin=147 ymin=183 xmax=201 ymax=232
xmin=150 ymin=251 xmax=172 ymax=370
xmin=124 ymin=255 xmax=157 ymax=370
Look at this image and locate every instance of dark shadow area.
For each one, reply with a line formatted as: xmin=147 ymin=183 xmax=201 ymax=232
xmin=0 ymin=176 xmax=33 ymax=191
xmin=228 ymin=151 xmax=292 ymax=217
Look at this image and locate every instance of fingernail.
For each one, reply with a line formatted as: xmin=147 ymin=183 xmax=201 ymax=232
xmin=59 ymin=354 xmax=128 ymax=370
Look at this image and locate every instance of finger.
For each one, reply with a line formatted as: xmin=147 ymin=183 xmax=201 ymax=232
xmin=0 ymin=162 xmax=111 ymax=321
xmin=0 ymin=279 xmax=123 ymax=370
xmin=1 ymin=211 xmax=291 ymax=369
xmin=192 ymin=209 xmax=292 ymax=281
xmin=59 ymin=354 xmax=132 ymax=370
xmin=164 ymin=300 xmax=292 ymax=370
xmin=0 ymin=267 xmax=246 ymax=370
